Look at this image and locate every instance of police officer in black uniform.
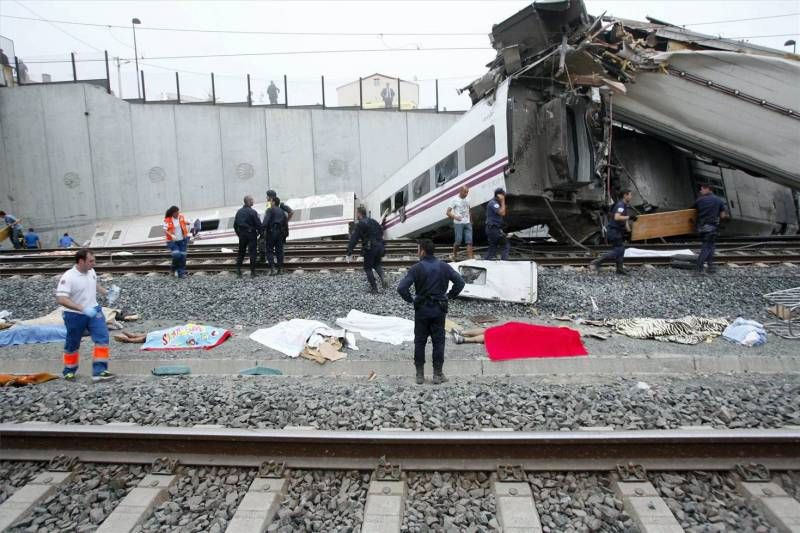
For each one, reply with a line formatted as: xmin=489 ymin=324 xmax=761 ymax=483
xmin=397 ymin=239 xmax=465 ymax=385
xmin=694 ymin=184 xmax=729 ymax=274
xmin=263 ymin=196 xmax=288 ymax=276
xmin=346 ymin=206 xmax=388 ymax=294
xmin=233 ymin=195 xmax=262 ymax=278
xmin=258 ymin=190 xmax=294 ymax=263
xmin=590 ymin=189 xmax=637 ymax=275
xmin=484 ymin=187 xmax=510 ymax=260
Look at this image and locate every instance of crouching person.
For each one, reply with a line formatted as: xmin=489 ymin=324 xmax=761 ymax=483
xmin=55 ymin=249 xmax=114 ymax=382
xmin=398 ymin=239 xmax=465 ymax=385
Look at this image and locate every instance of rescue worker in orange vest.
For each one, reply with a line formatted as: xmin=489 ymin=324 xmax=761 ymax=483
xmin=163 ymin=205 xmax=190 ymax=278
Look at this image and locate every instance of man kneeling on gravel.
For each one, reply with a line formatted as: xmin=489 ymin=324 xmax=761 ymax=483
xmin=55 ymin=249 xmax=115 ymax=382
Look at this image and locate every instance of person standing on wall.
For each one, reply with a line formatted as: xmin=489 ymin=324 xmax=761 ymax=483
xmin=263 ymin=196 xmax=288 ymax=275
xmin=163 ymin=205 xmax=190 ymax=278
xmin=346 ymin=206 xmax=388 ymax=294
xmin=0 ymin=210 xmax=23 ymax=249
xmin=397 ymin=239 xmax=465 ymax=385
xmin=24 ymin=228 xmax=41 ymax=249
xmin=267 ymin=81 xmax=280 ymax=105
xmin=55 ymin=249 xmax=114 ymax=382
xmin=447 ymin=185 xmax=473 ymax=260
xmin=233 ymin=195 xmax=262 ymax=278
xmin=381 ymin=83 xmax=395 ymax=109
xmin=693 ymin=183 xmax=729 ymax=274
xmin=484 ymin=188 xmax=510 ymax=260
xmin=589 ymin=189 xmax=637 ymax=275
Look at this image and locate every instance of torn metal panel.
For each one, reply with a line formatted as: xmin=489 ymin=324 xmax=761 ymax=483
xmin=451 ymin=260 xmax=538 ymax=304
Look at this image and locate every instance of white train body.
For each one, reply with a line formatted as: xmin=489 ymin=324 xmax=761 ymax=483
xmin=364 ymin=82 xmax=511 ymax=240
xmin=90 ymin=193 xmax=356 ymax=247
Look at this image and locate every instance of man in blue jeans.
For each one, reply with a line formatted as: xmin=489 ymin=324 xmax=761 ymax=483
xmin=447 ymin=186 xmax=473 ymax=260
xmin=55 ymin=249 xmax=114 ymax=381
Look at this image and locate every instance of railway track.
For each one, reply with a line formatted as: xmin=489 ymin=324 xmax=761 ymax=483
xmin=1 ymin=244 xmax=798 ymax=277
xmin=1 ymin=424 xmax=799 ymax=531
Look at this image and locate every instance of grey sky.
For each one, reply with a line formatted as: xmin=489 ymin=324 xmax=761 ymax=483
xmin=1 ymin=0 xmax=798 ymax=110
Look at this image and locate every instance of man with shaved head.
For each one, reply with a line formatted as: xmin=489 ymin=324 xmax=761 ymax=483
xmin=233 ymin=195 xmax=262 ymax=278
xmin=446 ymin=185 xmax=473 ymax=260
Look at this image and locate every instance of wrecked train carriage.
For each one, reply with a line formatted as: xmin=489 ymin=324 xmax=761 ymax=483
xmin=452 ymin=2 xmax=799 ymax=241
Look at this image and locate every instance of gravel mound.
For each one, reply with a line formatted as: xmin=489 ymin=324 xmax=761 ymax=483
xmin=7 ymin=463 xmax=145 ymax=533
xmin=527 ymin=472 xmax=634 ymax=532
xmin=778 ymin=471 xmax=800 ymax=500
xmin=0 ymin=461 xmax=45 ymax=506
xmin=652 ymin=471 xmax=777 ymax=532
xmin=2 ymin=375 xmax=798 ymax=431
xmin=270 ymin=470 xmax=368 ymax=532
xmin=139 ymin=466 xmax=256 ymax=532
xmin=402 ymin=471 xmax=497 ymax=532
xmin=1 ymin=266 xmax=796 ymax=327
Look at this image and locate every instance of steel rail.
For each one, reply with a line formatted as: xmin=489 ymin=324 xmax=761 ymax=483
xmin=0 ymin=424 xmax=798 ymax=471
xmin=1 ymin=251 xmax=799 ymax=277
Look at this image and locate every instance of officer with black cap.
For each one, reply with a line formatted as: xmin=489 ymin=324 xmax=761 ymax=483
xmin=397 ymin=239 xmax=465 ymax=385
xmin=258 ymin=190 xmax=293 ymax=263
xmin=590 ymin=189 xmax=637 ymax=275
xmin=484 ymin=187 xmax=510 ymax=260
xmin=694 ymin=183 xmax=729 ymax=274
xmin=346 ymin=206 xmax=387 ymax=294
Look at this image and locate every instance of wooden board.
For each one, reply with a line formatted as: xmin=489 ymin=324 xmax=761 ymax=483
xmin=631 ymin=209 xmax=697 ymax=241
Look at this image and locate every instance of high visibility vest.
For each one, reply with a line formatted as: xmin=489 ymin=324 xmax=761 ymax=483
xmin=164 ymin=214 xmax=189 ymax=241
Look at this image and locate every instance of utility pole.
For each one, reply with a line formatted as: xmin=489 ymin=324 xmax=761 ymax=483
xmin=115 ymin=57 xmax=123 ymax=98
xmin=132 ymin=17 xmax=142 ymax=98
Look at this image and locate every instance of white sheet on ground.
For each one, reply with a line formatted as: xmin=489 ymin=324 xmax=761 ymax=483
xmin=625 ymin=248 xmax=694 ymax=258
xmin=335 ymin=310 xmax=414 ymax=345
xmin=249 ymin=319 xmax=344 ymax=357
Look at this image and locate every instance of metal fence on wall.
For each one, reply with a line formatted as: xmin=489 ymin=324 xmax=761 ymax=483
xmin=3 ymin=49 xmax=474 ymax=112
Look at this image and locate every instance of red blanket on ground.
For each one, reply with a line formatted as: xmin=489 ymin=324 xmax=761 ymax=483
xmin=484 ymin=322 xmax=588 ymax=361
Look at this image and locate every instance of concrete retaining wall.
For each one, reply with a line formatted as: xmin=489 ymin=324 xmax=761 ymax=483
xmin=0 ymin=83 xmax=459 ymax=246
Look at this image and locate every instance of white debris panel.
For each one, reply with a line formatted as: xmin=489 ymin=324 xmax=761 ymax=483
xmin=451 ymin=260 xmax=537 ymax=304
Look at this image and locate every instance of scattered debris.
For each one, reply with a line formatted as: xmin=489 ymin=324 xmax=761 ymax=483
xmin=239 ymin=366 xmax=282 ymax=376
xmin=141 ymin=324 xmax=232 ymax=351
xmin=451 ymin=260 xmax=538 ymax=304
xmin=723 ymin=318 xmax=767 ymax=347
xmin=0 ymin=373 xmax=59 ymax=386
xmin=151 ymin=366 xmax=191 ymax=376
xmin=611 ymin=316 xmax=728 ymax=345
xmin=367 ymin=370 xmax=377 ymax=381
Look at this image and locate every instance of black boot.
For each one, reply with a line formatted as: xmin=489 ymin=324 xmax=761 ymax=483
xmin=433 ymin=370 xmax=448 ymax=384
xmin=236 ymin=266 xmax=242 ymax=278
xmin=615 ymin=260 xmax=629 ymax=276
xmin=589 ymin=258 xmax=602 ymax=272
xmin=415 ymin=366 xmax=424 ymax=385
xmin=269 ymin=268 xmax=276 ymax=276
xmin=250 ymin=269 xmax=258 ymax=278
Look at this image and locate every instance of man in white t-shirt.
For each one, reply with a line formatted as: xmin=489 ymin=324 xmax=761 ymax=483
xmin=55 ymin=249 xmax=114 ymax=381
xmin=446 ymin=186 xmax=473 ymax=260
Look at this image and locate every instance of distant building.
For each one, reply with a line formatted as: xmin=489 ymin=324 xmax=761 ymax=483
xmin=337 ymin=73 xmax=419 ymax=110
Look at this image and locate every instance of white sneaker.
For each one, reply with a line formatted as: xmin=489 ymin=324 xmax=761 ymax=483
xmin=92 ymin=371 xmax=115 ymax=382
xmin=451 ymin=331 xmax=465 ymax=345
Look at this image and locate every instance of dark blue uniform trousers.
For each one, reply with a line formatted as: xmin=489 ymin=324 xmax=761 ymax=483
xmin=267 ymin=234 xmax=284 ymax=268
xmin=697 ymin=227 xmax=719 ymax=271
xmin=414 ymin=313 xmax=446 ymax=371
xmin=236 ymin=231 xmax=259 ymax=271
xmin=485 ymin=226 xmax=510 ymax=260
xmin=363 ymin=244 xmax=385 ymax=290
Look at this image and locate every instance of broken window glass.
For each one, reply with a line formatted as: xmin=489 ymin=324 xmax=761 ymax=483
xmin=412 ymin=170 xmax=431 ymax=200
xmin=435 ymin=151 xmax=459 ymax=187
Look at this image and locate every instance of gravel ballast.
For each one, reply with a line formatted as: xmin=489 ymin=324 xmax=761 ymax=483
xmin=653 ymin=471 xmax=778 ymax=532
xmin=1 ymin=375 xmax=798 ymax=430
xmin=0 ymin=461 xmax=45 ymax=506
xmin=402 ymin=471 xmax=497 ymax=532
xmin=1 ymin=266 xmax=797 ymax=327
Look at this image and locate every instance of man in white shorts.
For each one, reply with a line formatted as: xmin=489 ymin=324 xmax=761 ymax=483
xmin=446 ymin=186 xmax=473 ymax=260
xmin=55 ymin=249 xmax=114 ymax=381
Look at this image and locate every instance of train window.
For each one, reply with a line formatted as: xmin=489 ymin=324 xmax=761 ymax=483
xmin=380 ymin=198 xmax=392 ymax=217
xmin=201 ymin=219 xmax=220 ymax=231
xmin=412 ymin=171 xmax=430 ymax=200
xmin=435 ymin=151 xmax=458 ymax=188
xmin=393 ymin=187 xmax=408 ymax=211
xmin=94 ymin=232 xmax=106 ymax=237
xmin=291 ymin=209 xmax=306 ymax=222
xmin=310 ymin=205 xmax=344 ymax=219
xmin=465 ymin=126 xmax=495 ymax=171
xmin=111 ymin=230 xmax=122 ymax=240
xmin=147 ymin=225 xmax=164 ymax=239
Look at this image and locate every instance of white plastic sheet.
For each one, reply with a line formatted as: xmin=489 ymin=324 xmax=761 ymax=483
xmin=624 ymin=248 xmax=694 ymax=258
xmin=335 ymin=310 xmax=414 ymax=345
xmin=249 ymin=319 xmax=344 ymax=357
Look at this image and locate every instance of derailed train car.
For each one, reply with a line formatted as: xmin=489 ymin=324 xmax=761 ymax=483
xmin=366 ymin=0 xmax=799 ymax=242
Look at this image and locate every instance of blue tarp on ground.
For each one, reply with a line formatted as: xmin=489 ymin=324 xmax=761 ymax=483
xmin=0 ymin=325 xmax=67 ymax=347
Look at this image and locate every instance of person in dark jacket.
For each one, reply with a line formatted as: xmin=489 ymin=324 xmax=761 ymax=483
xmin=233 ymin=195 xmax=262 ymax=278
xmin=484 ymin=188 xmax=510 ymax=260
xmin=346 ymin=206 xmax=387 ymax=294
xmin=693 ymin=184 xmax=729 ymax=274
xmin=258 ymin=189 xmax=293 ymax=263
xmin=398 ymin=239 xmax=465 ymax=385
xmin=263 ymin=196 xmax=288 ymax=276
xmin=589 ymin=189 xmax=637 ymax=275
